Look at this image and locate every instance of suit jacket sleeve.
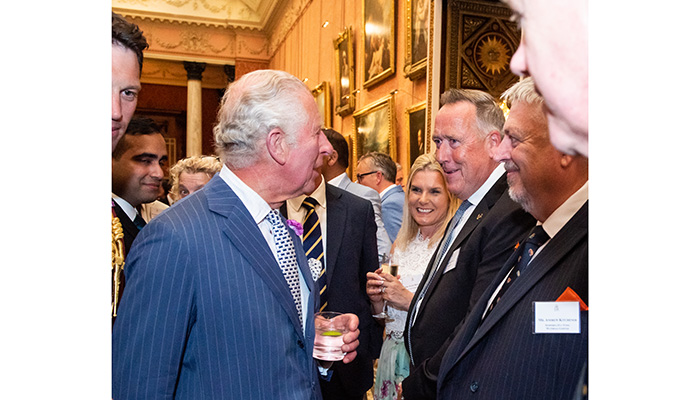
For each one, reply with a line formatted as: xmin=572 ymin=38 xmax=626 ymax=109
xmin=113 ymin=217 xmax=194 ymax=399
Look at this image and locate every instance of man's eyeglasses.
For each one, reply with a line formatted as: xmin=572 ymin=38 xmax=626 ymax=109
xmin=356 ymin=171 xmax=378 ymax=181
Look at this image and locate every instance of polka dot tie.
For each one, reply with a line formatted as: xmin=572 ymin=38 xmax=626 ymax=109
xmin=266 ymin=209 xmax=303 ymax=324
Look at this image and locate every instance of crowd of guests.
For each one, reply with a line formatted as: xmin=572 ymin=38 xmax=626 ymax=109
xmin=111 ymin=0 xmax=589 ymax=396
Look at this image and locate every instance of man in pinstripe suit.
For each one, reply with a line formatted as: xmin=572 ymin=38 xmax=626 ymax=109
xmin=404 ymin=78 xmax=588 ymax=399
xmin=112 ymin=70 xmax=360 ymax=399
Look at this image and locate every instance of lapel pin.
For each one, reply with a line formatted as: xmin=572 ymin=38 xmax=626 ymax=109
xmin=476 ymin=213 xmax=483 ymax=220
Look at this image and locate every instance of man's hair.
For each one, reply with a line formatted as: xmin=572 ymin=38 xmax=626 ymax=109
xmin=323 ymin=128 xmax=349 ymax=169
xmin=500 ymin=77 xmax=543 ymax=107
xmin=113 ymin=116 xmax=163 ymax=159
xmin=359 ymin=151 xmax=397 ymax=182
xmin=112 ymin=12 xmax=149 ymax=74
xmin=169 ymin=155 xmax=223 ymax=201
xmin=213 ymin=70 xmax=313 ymax=169
xmin=440 ymin=88 xmax=505 ymax=138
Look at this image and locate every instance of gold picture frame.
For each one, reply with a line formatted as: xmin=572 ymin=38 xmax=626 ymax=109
xmin=362 ymin=0 xmax=395 ymax=88
xmin=334 ymin=27 xmax=356 ymax=117
xmin=352 ymin=94 xmax=396 ymax=176
xmin=312 ymin=81 xmax=332 ymax=129
xmin=405 ymin=101 xmax=427 ymax=167
xmin=404 ymin=0 xmax=428 ymax=80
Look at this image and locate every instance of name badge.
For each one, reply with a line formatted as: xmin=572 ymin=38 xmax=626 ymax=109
xmin=533 ymin=301 xmax=580 ymax=334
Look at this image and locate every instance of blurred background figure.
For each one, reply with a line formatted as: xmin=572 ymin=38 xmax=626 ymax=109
xmin=168 ymin=155 xmax=223 ymax=203
xmin=356 ymin=152 xmax=405 ymax=243
xmin=395 ymin=163 xmax=404 ymax=188
xmin=366 ymin=154 xmax=458 ymax=400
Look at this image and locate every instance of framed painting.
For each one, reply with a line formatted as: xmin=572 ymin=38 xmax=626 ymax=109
xmin=352 ymin=95 xmax=396 ymax=173
xmin=405 ymin=101 xmax=427 ymax=167
xmin=312 ymin=81 xmax=332 ymax=128
xmin=362 ymin=0 xmax=395 ymax=88
xmin=334 ymin=27 xmax=356 ymax=117
xmin=404 ymin=0 xmax=429 ymax=80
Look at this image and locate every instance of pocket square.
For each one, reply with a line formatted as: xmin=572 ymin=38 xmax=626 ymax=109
xmin=442 ymin=248 xmax=460 ymax=274
xmin=308 ymin=258 xmax=322 ymax=281
xmin=557 ymin=287 xmax=588 ymax=311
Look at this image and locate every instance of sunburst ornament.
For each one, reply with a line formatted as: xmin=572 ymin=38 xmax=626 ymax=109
xmin=476 ymin=35 xmax=511 ymax=75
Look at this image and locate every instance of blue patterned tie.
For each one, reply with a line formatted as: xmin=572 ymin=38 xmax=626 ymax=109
xmin=301 ymin=197 xmax=328 ymax=311
xmin=482 ymin=225 xmax=549 ymax=321
xmin=266 ymin=209 xmax=303 ymax=324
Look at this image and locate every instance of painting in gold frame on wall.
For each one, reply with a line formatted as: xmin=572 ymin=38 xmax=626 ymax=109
xmin=406 ymin=101 xmax=426 ymax=167
xmin=362 ymin=0 xmax=395 ymax=88
xmin=405 ymin=0 xmax=429 ymax=80
xmin=334 ymin=27 xmax=355 ymax=117
xmin=352 ymin=95 xmax=396 ymax=175
xmin=312 ymin=81 xmax=332 ymax=129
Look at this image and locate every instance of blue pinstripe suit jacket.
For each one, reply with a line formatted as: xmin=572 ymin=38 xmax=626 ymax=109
xmin=113 ymin=175 xmax=322 ymax=400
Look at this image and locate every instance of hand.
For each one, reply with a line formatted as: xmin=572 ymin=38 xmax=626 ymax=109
xmin=377 ymin=272 xmax=414 ymax=311
xmin=339 ymin=313 xmax=360 ymax=364
xmin=366 ymin=268 xmax=385 ymax=304
xmin=397 ymin=382 xmax=403 ymax=399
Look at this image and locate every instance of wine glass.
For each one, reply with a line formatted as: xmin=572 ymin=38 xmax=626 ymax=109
xmin=372 ymin=254 xmax=399 ymax=321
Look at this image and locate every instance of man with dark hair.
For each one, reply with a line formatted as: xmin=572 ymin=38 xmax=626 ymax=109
xmin=112 ymin=12 xmax=148 ymax=151
xmin=112 ymin=117 xmax=168 ymax=256
xmin=356 ymin=152 xmax=405 ymax=243
xmin=322 ymin=129 xmax=392 ymax=256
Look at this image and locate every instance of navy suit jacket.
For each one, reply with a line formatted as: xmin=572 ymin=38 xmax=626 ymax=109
xmin=283 ymin=184 xmax=383 ymax=398
xmin=380 ymin=185 xmax=404 ymax=243
xmin=112 ymin=175 xmax=322 ymax=400
xmin=436 ymin=202 xmax=588 ymax=400
xmin=403 ymin=174 xmax=535 ymax=375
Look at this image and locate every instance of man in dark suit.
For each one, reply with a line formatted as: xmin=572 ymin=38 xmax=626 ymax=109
xmin=356 ymin=151 xmax=405 ymax=243
xmin=112 ymin=70 xmax=360 ymax=399
xmin=401 ymin=89 xmax=534 ymax=398
xmin=285 ymin=170 xmax=383 ymax=400
xmin=111 ymin=117 xmax=168 ymax=319
xmin=410 ymin=78 xmax=589 ymax=399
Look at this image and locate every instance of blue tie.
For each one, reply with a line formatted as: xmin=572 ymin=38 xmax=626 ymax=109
xmin=266 ymin=210 xmax=303 ymax=324
xmin=482 ymin=225 xmax=550 ymax=321
xmin=301 ymin=197 xmax=328 ymax=311
xmin=133 ymin=212 xmax=147 ymax=230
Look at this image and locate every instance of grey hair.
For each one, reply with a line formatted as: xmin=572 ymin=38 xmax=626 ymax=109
xmin=440 ymin=88 xmax=505 ymax=138
xmin=213 ymin=70 xmax=313 ymax=168
xmin=501 ymin=77 xmax=543 ymax=107
xmin=359 ymin=151 xmax=397 ymax=182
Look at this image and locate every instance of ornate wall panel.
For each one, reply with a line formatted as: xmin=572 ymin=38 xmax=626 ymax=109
xmin=444 ymin=0 xmax=520 ymax=98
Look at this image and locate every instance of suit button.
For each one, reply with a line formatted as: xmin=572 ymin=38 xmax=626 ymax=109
xmin=469 ymin=382 xmax=479 ymax=393
xmin=297 ymin=340 xmax=305 ymax=349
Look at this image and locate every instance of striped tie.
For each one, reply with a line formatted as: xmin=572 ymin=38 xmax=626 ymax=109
xmin=301 ymin=197 xmax=328 ymax=311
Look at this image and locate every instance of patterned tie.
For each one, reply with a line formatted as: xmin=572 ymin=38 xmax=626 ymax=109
xmin=266 ymin=209 xmax=304 ymax=324
xmin=407 ymin=199 xmax=471 ymax=364
xmin=482 ymin=225 xmax=550 ymax=321
xmin=301 ymin=197 xmax=328 ymax=311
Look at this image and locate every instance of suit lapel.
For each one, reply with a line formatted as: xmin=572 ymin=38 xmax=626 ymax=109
xmin=457 ymin=202 xmax=588 ymax=360
xmin=112 ymin=201 xmax=140 ymax=240
xmin=419 ymin=176 xmax=508 ymax=309
xmin=206 ymin=176 xmax=305 ymax=337
xmin=324 ymin=184 xmax=345 ymax=285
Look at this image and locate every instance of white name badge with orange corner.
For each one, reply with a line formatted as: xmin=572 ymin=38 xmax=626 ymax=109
xmin=533 ymin=301 xmax=580 ymax=334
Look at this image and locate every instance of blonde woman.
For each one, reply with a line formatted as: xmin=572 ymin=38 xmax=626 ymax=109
xmin=366 ymin=154 xmax=459 ymax=400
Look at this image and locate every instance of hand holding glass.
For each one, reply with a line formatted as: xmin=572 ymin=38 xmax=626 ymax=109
xmin=372 ymin=254 xmax=399 ymax=320
xmin=313 ymin=311 xmax=349 ymax=361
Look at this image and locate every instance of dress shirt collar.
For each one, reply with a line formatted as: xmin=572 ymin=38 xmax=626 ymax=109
xmin=111 ymin=194 xmax=138 ymax=221
xmin=288 ymin=176 xmax=328 ymax=213
xmin=218 ymin=164 xmax=272 ymax=224
xmin=379 ymin=183 xmax=399 ymax=198
xmin=541 ymin=181 xmax=588 ymax=239
xmin=466 ymin=164 xmax=505 ymax=207
xmin=327 ymin=173 xmax=346 ymax=187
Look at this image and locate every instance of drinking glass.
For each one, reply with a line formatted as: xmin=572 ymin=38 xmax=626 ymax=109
xmin=313 ymin=311 xmax=349 ymax=361
xmin=372 ymin=254 xmax=399 ymax=321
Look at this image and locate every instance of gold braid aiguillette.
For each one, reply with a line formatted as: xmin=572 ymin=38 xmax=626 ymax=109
xmin=112 ymin=216 xmax=125 ymax=317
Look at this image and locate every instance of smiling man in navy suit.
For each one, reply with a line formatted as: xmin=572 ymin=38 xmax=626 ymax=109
xmin=113 ymin=70 xmax=361 ymax=400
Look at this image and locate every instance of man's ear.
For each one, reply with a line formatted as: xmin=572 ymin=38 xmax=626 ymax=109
xmin=327 ymin=150 xmax=339 ymax=167
xmin=486 ymin=130 xmax=502 ymax=158
xmin=266 ymin=128 xmax=289 ymax=165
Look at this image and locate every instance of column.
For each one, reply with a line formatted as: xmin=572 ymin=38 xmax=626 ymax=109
xmin=183 ymin=61 xmax=206 ymax=157
xmin=223 ymin=64 xmax=236 ymax=84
